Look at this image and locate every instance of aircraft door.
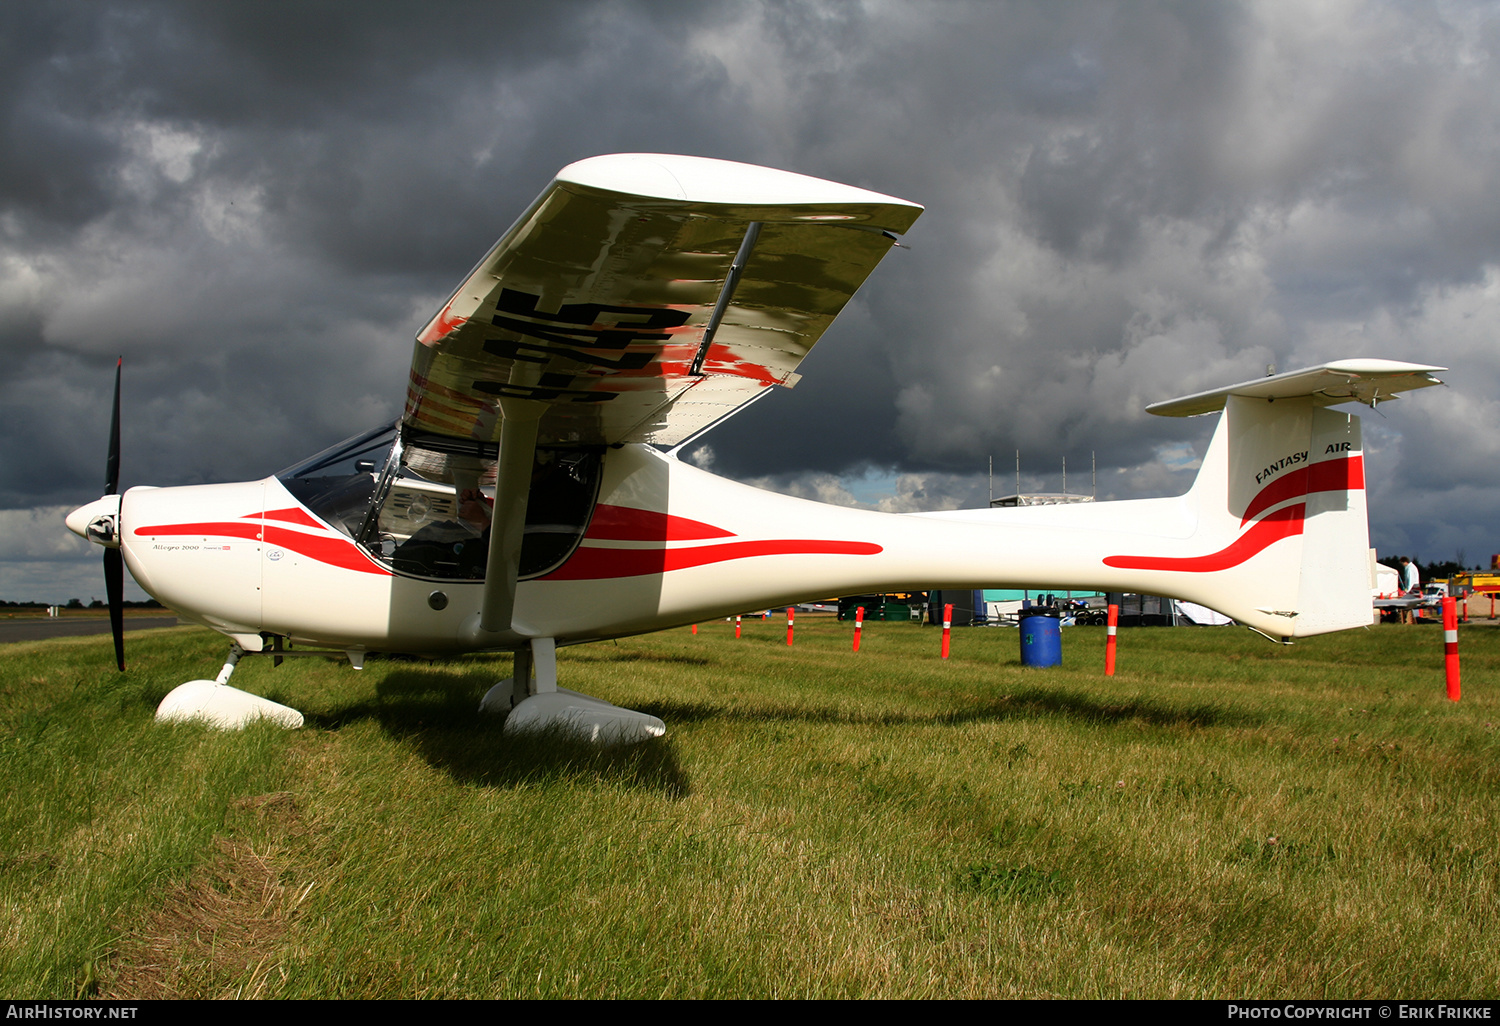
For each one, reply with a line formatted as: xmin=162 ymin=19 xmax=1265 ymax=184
xmin=367 ymin=439 xmax=602 ymax=582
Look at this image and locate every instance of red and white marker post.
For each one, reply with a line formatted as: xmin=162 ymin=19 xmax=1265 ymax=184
xmin=941 ymin=603 xmax=953 ymax=659
xmin=1105 ymin=603 xmax=1119 ymax=676
xmin=853 ymin=606 xmax=864 ymax=652
xmin=734 ymin=615 xmax=742 ymax=638
xmin=691 ymin=623 xmax=697 ymax=634
xmin=786 ymin=606 xmax=794 ymax=646
xmin=1443 ymin=596 xmax=1461 ymax=702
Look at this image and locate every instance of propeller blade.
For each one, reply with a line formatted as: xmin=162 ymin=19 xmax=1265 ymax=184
xmin=105 ymin=357 xmax=121 ymax=495
xmin=104 ymin=546 xmax=125 ymax=671
xmin=105 ymin=357 xmax=124 ymax=670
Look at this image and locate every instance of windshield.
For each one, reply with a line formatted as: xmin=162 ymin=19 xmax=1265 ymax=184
xmin=276 ymin=424 xmax=398 ymax=538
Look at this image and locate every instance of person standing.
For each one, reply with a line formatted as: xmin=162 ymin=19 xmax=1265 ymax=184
xmin=1399 ymin=557 xmax=1421 ymax=623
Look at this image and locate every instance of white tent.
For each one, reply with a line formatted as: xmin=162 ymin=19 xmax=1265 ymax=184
xmin=1172 ymin=600 xmax=1234 ymax=626
xmin=1373 ymin=562 xmax=1400 ymax=599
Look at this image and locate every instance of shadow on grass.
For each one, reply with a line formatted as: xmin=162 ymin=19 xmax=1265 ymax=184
xmin=635 ymin=686 xmax=1264 ymax=732
xmin=297 ymin=664 xmax=1258 ymax=798
xmin=303 ymin=669 xmax=691 ymax=798
xmin=567 ymin=649 xmax=715 ymax=667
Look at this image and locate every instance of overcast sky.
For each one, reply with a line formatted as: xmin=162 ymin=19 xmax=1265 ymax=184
xmin=3 ymin=0 xmax=1497 ymax=603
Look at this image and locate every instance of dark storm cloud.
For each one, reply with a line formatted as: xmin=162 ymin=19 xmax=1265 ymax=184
xmin=0 ymin=0 xmax=747 ymax=506
xmin=2 ymin=0 xmax=1498 ymax=600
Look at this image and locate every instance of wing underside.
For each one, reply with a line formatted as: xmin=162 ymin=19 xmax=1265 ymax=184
xmin=404 ymin=153 xmax=923 ymax=449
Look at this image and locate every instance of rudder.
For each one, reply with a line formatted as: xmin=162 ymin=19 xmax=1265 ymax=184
xmin=1199 ymin=396 xmax=1369 ymax=637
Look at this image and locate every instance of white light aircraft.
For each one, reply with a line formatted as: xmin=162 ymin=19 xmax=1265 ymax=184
xmin=65 ymin=154 xmax=1444 ymax=740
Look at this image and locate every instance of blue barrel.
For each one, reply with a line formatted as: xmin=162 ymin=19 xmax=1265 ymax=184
xmin=1019 ymin=614 xmax=1062 ymax=668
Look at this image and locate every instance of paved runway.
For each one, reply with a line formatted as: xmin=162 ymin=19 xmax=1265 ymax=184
xmin=0 ymin=616 xmax=179 ymax=645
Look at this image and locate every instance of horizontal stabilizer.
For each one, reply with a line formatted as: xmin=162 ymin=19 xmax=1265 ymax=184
xmin=1147 ymin=359 xmax=1444 ymax=418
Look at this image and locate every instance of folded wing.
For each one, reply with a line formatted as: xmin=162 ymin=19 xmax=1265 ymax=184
xmin=405 ymin=153 xmax=923 ymax=448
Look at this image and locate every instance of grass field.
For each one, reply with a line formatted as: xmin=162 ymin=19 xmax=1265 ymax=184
xmin=2 ymin=617 xmax=1497 ymax=999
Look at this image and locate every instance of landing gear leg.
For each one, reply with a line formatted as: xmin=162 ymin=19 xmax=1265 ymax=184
xmin=477 ymin=643 xmax=533 ymax=714
xmin=215 ymin=645 xmax=242 ymax=684
xmin=155 ymin=642 xmax=306 ymax=730
xmin=479 ymin=637 xmax=665 ymax=743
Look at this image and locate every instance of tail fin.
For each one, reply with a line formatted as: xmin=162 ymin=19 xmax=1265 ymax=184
xmin=1138 ymin=360 xmax=1443 ymax=640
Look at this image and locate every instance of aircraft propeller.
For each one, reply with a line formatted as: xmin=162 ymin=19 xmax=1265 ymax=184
xmin=63 ymin=360 xmax=130 ymax=668
xmin=103 ymin=357 xmax=125 ymax=671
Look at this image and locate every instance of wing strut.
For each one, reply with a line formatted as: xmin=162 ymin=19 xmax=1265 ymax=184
xmin=690 ymin=221 xmax=762 ymax=375
xmin=478 ymin=396 xmax=547 ymax=634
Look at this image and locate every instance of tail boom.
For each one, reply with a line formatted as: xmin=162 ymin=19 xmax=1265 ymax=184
xmin=509 ymin=361 xmax=1437 ymax=644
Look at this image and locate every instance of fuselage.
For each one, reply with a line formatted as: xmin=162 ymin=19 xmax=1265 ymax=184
xmin=108 ymin=438 xmax=1264 ymax=656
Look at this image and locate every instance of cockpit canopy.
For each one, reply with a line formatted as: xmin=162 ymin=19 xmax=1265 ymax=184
xmin=277 ymin=424 xmax=601 ymax=581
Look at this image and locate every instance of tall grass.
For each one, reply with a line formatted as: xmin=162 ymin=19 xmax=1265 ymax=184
xmin=2 ymin=619 xmax=1496 ymax=998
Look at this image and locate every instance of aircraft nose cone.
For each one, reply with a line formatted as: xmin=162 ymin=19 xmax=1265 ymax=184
xmin=65 ymin=495 xmax=122 ymax=544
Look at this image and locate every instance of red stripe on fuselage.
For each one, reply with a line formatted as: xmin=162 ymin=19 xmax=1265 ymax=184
xmin=251 ymin=507 xmax=327 ymax=530
xmin=133 ymin=521 xmax=392 ymax=576
xmin=584 ymin=504 xmax=735 ymax=541
xmin=1103 ymin=504 xmax=1304 ymax=573
xmin=1240 ymin=455 xmax=1363 ymax=526
xmin=542 ymin=539 xmax=883 ymax=581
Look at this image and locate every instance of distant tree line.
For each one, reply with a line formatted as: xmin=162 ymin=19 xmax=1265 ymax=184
xmin=1377 ymin=555 xmax=1482 ymax=582
xmin=0 ymin=598 xmax=165 ymax=609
